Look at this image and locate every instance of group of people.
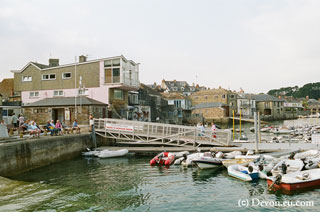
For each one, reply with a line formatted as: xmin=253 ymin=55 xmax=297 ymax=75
xmin=46 ymin=119 xmax=81 ymax=136
xmin=197 ymin=122 xmax=217 ymax=139
xmin=20 ymin=119 xmax=42 ymax=138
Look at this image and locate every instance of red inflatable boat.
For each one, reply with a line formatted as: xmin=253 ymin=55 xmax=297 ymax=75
xmin=150 ymin=152 xmax=175 ymax=166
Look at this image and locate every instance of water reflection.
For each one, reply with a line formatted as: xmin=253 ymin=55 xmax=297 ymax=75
xmin=192 ymin=167 xmax=222 ymax=182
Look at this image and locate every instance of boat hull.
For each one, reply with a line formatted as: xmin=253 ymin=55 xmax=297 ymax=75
xmin=193 ymin=160 xmax=221 ymax=169
xmin=267 ymin=178 xmax=320 ymax=191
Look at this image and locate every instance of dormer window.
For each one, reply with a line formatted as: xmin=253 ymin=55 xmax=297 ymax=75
xmin=181 ymin=87 xmax=184 ymax=91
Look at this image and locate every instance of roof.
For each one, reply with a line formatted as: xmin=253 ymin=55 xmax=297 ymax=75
xmin=161 ymin=92 xmax=186 ymax=100
xmin=193 ymin=102 xmax=227 ymax=109
xmin=252 ymin=94 xmax=285 ymax=102
xmin=190 ymin=87 xmax=235 ymax=96
xmin=11 ymin=55 xmax=138 ymax=73
xmin=0 ymin=78 xmax=14 ymax=99
xmin=140 ymin=83 xmax=161 ymax=96
xmin=32 ymin=62 xmax=49 ymax=69
xmin=23 ymin=97 xmax=107 ymax=107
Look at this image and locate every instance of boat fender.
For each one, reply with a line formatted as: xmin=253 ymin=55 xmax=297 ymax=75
xmin=248 ymin=166 xmax=254 ymax=174
xmin=163 ymin=152 xmax=169 ymax=157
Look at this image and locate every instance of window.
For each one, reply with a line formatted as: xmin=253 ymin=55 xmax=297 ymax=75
xmin=29 ymin=92 xmax=39 ymax=98
xmin=172 ymin=87 xmax=178 ymax=91
xmin=181 ymin=87 xmax=184 ymax=91
xmin=105 ymin=68 xmax=120 ymax=83
xmin=104 ymin=59 xmax=120 ymax=67
xmin=42 ymin=74 xmax=56 ymax=80
xmin=22 ymin=76 xmax=32 ymax=82
xmin=62 ymin=72 xmax=71 ymax=79
xmin=53 ymin=90 xmax=63 ymax=96
xmin=114 ymin=89 xmax=123 ymax=100
xmin=204 ymin=95 xmax=208 ymax=100
xmin=222 ymin=94 xmax=226 ymax=99
xmin=230 ymin=94 xmax=235 ymax=99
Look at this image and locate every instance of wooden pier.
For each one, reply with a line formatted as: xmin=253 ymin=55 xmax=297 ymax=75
xmin=94 ymin=118 xmax=232 ymax=147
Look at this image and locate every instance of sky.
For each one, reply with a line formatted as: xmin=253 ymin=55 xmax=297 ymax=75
xmin=0 ymin=0 xmax=320 ymax=93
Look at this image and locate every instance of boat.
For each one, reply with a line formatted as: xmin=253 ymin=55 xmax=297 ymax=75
xmin=271 ymin=159 xmax=304 ymax=176
xmin=294 ymin=150 xmax=319 ymax=159
xmin=227 ymin=165 xmax=260 ymax=181
xmin=222 ymin=158 xmax=253 ymax=168
xmin=267 ymin=168 xmax=320 ymax=191
xmin=192 ymin=152 xmax=223 ymax=169
xmin=305 ymin=158 xmax=320 ymax=170
xmin=224 ymin=151 xmax=242 ymax=159
xmin=82 ymin=149 xmax=102 ymax=157
xmin=272 ymin=128 xmax=292 ymax=134
xmin=180 ymin=152 xmax=205 ymax=167
xmin=97 ymin=149 xmax=129 ymax=158
xmin=150 ymin=152 xmax=175 ymax=166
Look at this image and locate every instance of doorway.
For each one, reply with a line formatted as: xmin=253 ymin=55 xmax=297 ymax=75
xmin=52 ymin=108 xmax=65 ymax=124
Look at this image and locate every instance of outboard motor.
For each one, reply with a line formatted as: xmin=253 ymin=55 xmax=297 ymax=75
xmin=288 ymin=152 xmax=295 ymax=160
xmin=281 ymin=162 xmax=287 ymax=174
xmin=258 ymin=164 xmax=264 ymax=172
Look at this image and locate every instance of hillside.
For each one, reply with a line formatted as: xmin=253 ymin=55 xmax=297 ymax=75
xmin=268 ymin=82 xmax=320 ymax=100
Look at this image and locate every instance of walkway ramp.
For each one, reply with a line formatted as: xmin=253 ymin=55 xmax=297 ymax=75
xmin=94 ymin=118 xmax=232 ymax=147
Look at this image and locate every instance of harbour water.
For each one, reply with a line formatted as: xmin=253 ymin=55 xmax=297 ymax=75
xmin=1 ymin=118 xmax=319 ymax=212
xmin=0 ymin=156 xmax=318 ymax=212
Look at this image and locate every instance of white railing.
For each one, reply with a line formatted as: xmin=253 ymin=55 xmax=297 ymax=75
xmin=94 ymin=118 xmax=232 ymax=146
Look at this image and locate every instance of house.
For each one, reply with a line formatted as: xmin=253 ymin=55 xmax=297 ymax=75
xmin=283 ymin=100 xmax=304 ymax=119
xmin=160 ymin=79 xmax=205 ymax=96
xmin=307 ymin=99 xmax=320 ymax=115
xmin=190 ymin=87 xmax=238 ymax=117
xmin=11 ymin=55 xmax=140 ymax=124
xmin=191 ymin=102 xmax=229 ymax=124
xmin=251 ymin=94 xmax=285 ymax=120
xmin=22 ymin=97 xmax=107 ymax=125
xmin=161 ymin=92 xmax=192 ymax=124
xmin=237 ymin=93 xmax=256 ymax=118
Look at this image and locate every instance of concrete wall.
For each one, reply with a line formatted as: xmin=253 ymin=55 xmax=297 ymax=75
xmin=0 ymin=134 xmax=92 ymax=177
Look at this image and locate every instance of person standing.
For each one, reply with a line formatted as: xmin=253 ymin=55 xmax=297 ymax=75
xmin=11 ymin=113 xmax=18 ymax=128
xmin=18 ymin=114 xmax=24 ymax=127
xmin=211 ymin=121 xmax=217 ymax=138
xmin=89 ymin=115 xmax=96 ymax=148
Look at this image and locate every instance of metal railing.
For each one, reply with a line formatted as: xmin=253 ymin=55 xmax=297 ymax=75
xmin=94 ymin=118 xmax=232 ymax=146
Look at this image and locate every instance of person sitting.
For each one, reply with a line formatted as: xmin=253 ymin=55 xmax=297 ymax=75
xmin=30 ymin=121 xmax=41 ymax=138
xmin=72 ymin=119 xmax=81 ymax=134
xmin=55 ymin=120 xmax=63 ymax=135
xmin=46 ymin=120 xmax=57 ymax=136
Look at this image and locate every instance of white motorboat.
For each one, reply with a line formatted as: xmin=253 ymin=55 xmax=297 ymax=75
xmin=228 ymin=165 xmax=260 ymax=181
xmin=271 ymin=159 xmax=304 ymax=176
xmin=193 ymin=153 xmax=223 ymax=169
xmin=272 ymin=128 xmax=292 ymax=134
xmin=224 ymin=151 xmax=242 ymax=159
xmin=82 ymin=150 xmax=101 ymax=157
xmin=267 ymin=168 xmax=320 ymax=191
xmin=294 ymin=150 xmax=319 ymax=159
xmin=97 ymin=149 xmax=129 ymax=158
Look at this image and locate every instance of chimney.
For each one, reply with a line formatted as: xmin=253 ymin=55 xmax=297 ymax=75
xmin=49 ymin=58 xmax=59 ymax=67
xmin=79 ymin=55 xmax=87 ymax=63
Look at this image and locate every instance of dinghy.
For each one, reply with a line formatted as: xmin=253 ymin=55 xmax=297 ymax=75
xmin=267 ymin=168 xmax=320 ymax=191
xmin=305 ymin=158 xmax=320 ymax=170
xmin=150 ymin=152 xmax=175 ymax=166
xmin=97 ymin=149 xmax=129 ymax=158
xmin=228 ymin=165 xmax=259 ymax=181
xmin=222 ymin=158 xmax=253 ymax=168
